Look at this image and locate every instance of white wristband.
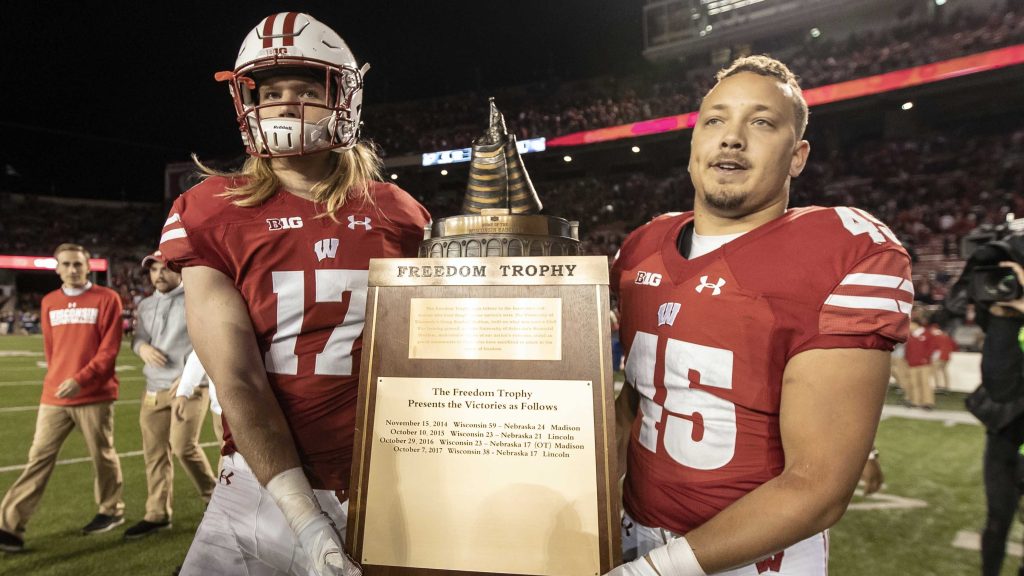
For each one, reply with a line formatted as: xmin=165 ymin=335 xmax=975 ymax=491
xmin=648 ymin=536 xmax=706 ymax=576
xmin=265 ymin=467 xmax=321 ymax=534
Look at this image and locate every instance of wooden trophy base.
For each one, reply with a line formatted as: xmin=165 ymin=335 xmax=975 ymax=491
xmin=348 ymin=256 xmax=620 ymax=576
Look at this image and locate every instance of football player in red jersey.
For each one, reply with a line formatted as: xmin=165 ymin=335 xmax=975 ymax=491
xmin=606 ymin=56 xmax=912 ymax=576
xmin=159 ymin=13 xmax=430 ymax=576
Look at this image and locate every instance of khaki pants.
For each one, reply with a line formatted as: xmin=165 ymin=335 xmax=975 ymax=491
xmin=906 ymin=365 xmax=935 ymax=408
xmin=891 ymin=357 xmax=910 ymax=395
xmin=1 ymin=402 xmax=124 ymax=534
xmin=933 ymin=359 xmax=950 ymax=391
xmin=140 ymin=388 xmax=217 ymax=523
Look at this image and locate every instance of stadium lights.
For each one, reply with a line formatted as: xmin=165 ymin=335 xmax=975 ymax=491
xmin=901 ymin=101 xmax=914 ymax=111
xmin=390 ymin=173 xmax=399 ymax=180
xmin=935 ymin=0 xmax=946 ymax=5
xmin=563 ymin=155 xmax=573 ymax=163
xmin=810 ymin=28 xmax=821 ymax=38
xmin=631 ymin=146 xmax=641 ymax=153
xmin=440 ymin=169 xmax=448 ymax=176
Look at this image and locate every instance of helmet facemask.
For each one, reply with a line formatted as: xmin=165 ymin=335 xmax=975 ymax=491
xmin=218 ymin=13 xmax=369 ymax=158
xmin=224 ymin=60 xmax=367 ymax=157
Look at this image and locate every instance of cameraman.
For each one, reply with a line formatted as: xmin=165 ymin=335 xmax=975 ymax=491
xmin=978 ymin=260 xmax=1024 ymax=576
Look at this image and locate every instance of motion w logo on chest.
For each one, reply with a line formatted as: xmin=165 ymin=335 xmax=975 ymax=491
xmin=657 ymin=302 xmax=681 ymax=326
xmin=314 ymin=238 xmax=340 ymax=262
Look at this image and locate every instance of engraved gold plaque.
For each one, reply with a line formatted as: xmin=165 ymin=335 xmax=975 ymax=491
xmin=409 ymin=298 xmax=562 ymax=360
xmin=362 ymin=377 xmax=600 ymax=575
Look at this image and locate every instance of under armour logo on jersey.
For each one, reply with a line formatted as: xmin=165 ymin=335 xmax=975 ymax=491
xmin=267 ymin=216 xmax=303 ymax=231
xmin=219 ymin=470 xmax=234 ymax=486
xmin=657 ymin=302 xmax=681 ymax=326
xmin=314 ymin=238 xmax=340 ymax=262
xmin=695 ymin=276 xmax=726 ymax=296
xmin=67 ymin=302 xmax=78 ymax=308
xmin=348 ymin=215 xmax=372 ymax=230
xmin=635 ymin=271 xmax=662 ymax=286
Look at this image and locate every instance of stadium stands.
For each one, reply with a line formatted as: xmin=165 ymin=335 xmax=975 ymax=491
xmin=364 ymin=6 xmax=1024 ymax=156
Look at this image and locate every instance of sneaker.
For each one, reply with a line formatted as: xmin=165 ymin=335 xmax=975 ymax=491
xmin=123 ymin=519 xmax=171 ymax=539
xmin=81 ymin=513 xmax=124 ymax=534
xmin=0 ymin=529 xmax=24 ymax=552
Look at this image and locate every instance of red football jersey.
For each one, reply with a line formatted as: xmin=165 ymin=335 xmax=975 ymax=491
xmin=611 ymin=206 xmax=912 ymax=534
xmin=159 ymin=176 xmax=430 ymax=491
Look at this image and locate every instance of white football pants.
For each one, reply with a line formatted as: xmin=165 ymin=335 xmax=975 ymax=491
xmin=621 ymin=512 xmax=828 ymax=576
xmin=180 ymin=453 xmax=348 ymax=576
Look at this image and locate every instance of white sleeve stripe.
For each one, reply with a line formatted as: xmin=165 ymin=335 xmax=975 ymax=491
xmin=159 ymin=228 xmax=188 ymax=244
xmin=164 ymin=213 xmax=181 ymax=227
xmin=825 ymin=294 xmax=912 ymax=314
xmin=840 ymin=273 xmax=914 ymax=295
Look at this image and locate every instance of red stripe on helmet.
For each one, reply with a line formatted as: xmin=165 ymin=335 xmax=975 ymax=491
xmin=282 ymin=12 xmax=299 ymax=46
xmin=261 ymin=13 xmax=278 ymax=49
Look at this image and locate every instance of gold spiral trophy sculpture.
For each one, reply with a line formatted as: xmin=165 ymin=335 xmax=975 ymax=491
xmin=420 ymin=98 xmax=580 ymax=258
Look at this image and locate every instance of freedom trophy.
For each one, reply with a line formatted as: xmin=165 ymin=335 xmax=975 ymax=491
xmin=348 ymin=99 xmax=620 ymax=576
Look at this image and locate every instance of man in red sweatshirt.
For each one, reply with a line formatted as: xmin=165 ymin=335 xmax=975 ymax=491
xmin=0 ymin=243 xmax=125 ymax=553
xmin=904 ymin=316 xmax=936 ymax=410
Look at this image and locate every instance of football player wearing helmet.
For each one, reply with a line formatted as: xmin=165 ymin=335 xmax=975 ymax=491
xmin=606 ymin=56 xmax=912 ymax=576
xmin=160 ymin=13 xmax=430 ymax=576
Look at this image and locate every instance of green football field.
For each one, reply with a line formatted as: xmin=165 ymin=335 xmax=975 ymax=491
xmin=0 ymin=335 xmax=1020 ymax=575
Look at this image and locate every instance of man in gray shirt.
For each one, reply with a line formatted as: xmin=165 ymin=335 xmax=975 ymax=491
xmin=125 ymin=250 xmax=216 ymax=539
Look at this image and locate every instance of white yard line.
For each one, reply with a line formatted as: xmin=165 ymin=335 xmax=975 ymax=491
xmin=952 ymin=530 xmax=1022 ymax=557
xmin=0 ymin=376 xmax=145 ymax=387
xmin=0 ymin=399 xmax=142 ymax=413
xmin=0 ymin=441 xmax=220 ymax=474
xmin=880 ymin=404 xmax=980 ymax=426
xmin=846 ymin=492 xmax=928 ymax=511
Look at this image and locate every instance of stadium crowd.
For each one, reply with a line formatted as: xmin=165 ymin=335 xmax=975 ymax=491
xmin=2 ymin=120 xmax=1021 ymax=331
xmin=365 ymin=5 xmax=1024 ymax=156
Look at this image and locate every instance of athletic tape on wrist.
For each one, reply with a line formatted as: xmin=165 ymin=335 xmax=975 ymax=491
xmin=648 ymin=536 xmax=707 ymax=576
xmin=266 ymin=467 xmax=321 ymax=532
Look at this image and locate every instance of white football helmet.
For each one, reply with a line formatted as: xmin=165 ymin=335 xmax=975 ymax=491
xmin=216 ymin=12 xmax=369 ymax=157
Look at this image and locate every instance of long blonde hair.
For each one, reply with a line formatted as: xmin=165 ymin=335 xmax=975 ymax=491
xmin=195 ymin=142 xmax=384 ymax=218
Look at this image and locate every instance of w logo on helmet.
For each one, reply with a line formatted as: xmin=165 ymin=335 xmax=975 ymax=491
xmin=695 ymin=276 xmax=726 ymax=296
xmin=314 ymin=238 xmax=340 ymax=262
xmin=348 ymin=216 xmax=372 ymax=230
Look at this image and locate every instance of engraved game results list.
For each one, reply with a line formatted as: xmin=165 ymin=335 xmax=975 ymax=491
xmin=360 ymin=377 xmax=600 ymax=576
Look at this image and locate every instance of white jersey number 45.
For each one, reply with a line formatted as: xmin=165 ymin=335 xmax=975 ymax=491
xmin=626 ymin=331 xmax=736 ymax=470
xmin=835 ymin=207 xmax=902 ymax=245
